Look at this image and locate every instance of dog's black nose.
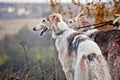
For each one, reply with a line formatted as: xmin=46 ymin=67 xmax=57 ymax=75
xmin=33 ymin=27 xmax=36 ymax=31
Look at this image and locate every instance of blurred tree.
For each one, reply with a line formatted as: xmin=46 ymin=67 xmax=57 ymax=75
xmin=50 ymin=0 xmax=120 ymax=30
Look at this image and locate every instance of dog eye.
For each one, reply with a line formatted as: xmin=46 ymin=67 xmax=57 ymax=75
xmin=42 ymin=19 xmax=45 ymax=22
xmin=70 ymin=21 xmax=73 ymax=23
xmin=53 ymin=16 xmax=55 ymax=18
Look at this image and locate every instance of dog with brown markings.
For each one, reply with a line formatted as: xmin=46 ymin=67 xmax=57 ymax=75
xmin=67 ymin=10 xmax=120 ymax=80
xmin=33 ymin=13 xmax=111 ymax=80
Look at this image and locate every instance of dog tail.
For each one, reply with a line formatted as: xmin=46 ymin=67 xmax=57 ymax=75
xmin=74 ymin=53 xmax=111 ymax=80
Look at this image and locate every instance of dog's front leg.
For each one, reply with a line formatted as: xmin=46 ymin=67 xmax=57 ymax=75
xmin=63 ymin=68 xmax=74 ymax=80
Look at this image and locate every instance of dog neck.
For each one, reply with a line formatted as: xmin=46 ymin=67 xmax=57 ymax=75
xmin=56 ymin=29 xmax=67 ymax=35
xmin=51 ymin=21 xmax=70 ymax=39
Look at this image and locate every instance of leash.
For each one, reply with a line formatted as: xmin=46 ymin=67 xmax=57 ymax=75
xmin=76 ymin=20 xmax=119 ymax=29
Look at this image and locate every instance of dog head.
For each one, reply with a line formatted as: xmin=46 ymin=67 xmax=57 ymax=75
xmin=48 ymin=13 xmax=69 ymax=38
xmin=67 ymin=18 xmax=77 ymax=29
xmin=33 ymin=13 xmax=69 ymax=38
xmin=67 ymin=9 xmax=88 ymax=30
xmin=33 ymin=17 xmax=51 ymax=36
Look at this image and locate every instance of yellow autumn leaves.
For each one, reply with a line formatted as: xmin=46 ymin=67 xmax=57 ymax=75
xmin=50 ymin=0 xmax=120 ymax=30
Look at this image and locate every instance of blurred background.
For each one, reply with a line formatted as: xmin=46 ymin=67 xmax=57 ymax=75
xmin=0 ymin=0 xmax=120 ymax=80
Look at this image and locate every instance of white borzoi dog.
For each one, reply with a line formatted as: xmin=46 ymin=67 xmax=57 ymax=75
xmin=33 ymin=13 xmax=111 ymax=80
xmin=67 ymin=10 xmax=98 ymax=37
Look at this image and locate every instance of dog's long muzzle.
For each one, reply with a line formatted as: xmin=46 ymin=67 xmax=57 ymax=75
xmin=33 ymin=26 xmax=48 ymax=36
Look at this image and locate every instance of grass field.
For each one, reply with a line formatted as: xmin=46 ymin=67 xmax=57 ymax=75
xmin=0 ymin=19 xmax=40 ymax=39
xmin=0 ymin=19 xmax=66 ymax=80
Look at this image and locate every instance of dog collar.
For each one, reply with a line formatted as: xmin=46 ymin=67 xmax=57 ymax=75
xmin=56 ymin=30 xmax=67 ymax=35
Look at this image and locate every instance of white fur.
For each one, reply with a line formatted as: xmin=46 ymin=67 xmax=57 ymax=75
xmin=55 ymin=22 xmax=76 ymax=80
xmin=113 ymin=14 xmax=120 ymax=24
xmin=113 ymin=15 xmax=120 ymax=29
xmin=52 ymin=21 xmax=111 ymax=80
xmin=34 ymin=16 xmax=111 ymax=80
xmin=83 ymin=28 xmax=98 ymax=36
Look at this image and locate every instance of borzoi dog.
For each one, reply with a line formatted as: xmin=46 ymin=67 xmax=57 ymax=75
xmin=33 ymin=13 xmax=111 ymax=80
xmin=67 ymin=11 xmax=120 ymax=80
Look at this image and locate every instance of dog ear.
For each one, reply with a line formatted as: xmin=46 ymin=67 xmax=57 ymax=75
xmin=77 ymin=9 xmax=87 ymax=18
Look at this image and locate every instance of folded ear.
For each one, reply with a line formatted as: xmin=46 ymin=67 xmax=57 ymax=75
xmin=76 ymin=9 xmax=87 ymax=18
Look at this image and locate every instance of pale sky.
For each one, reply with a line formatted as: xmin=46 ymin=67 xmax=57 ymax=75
xmin=0 ymin=0 xmax=111 ymax=3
